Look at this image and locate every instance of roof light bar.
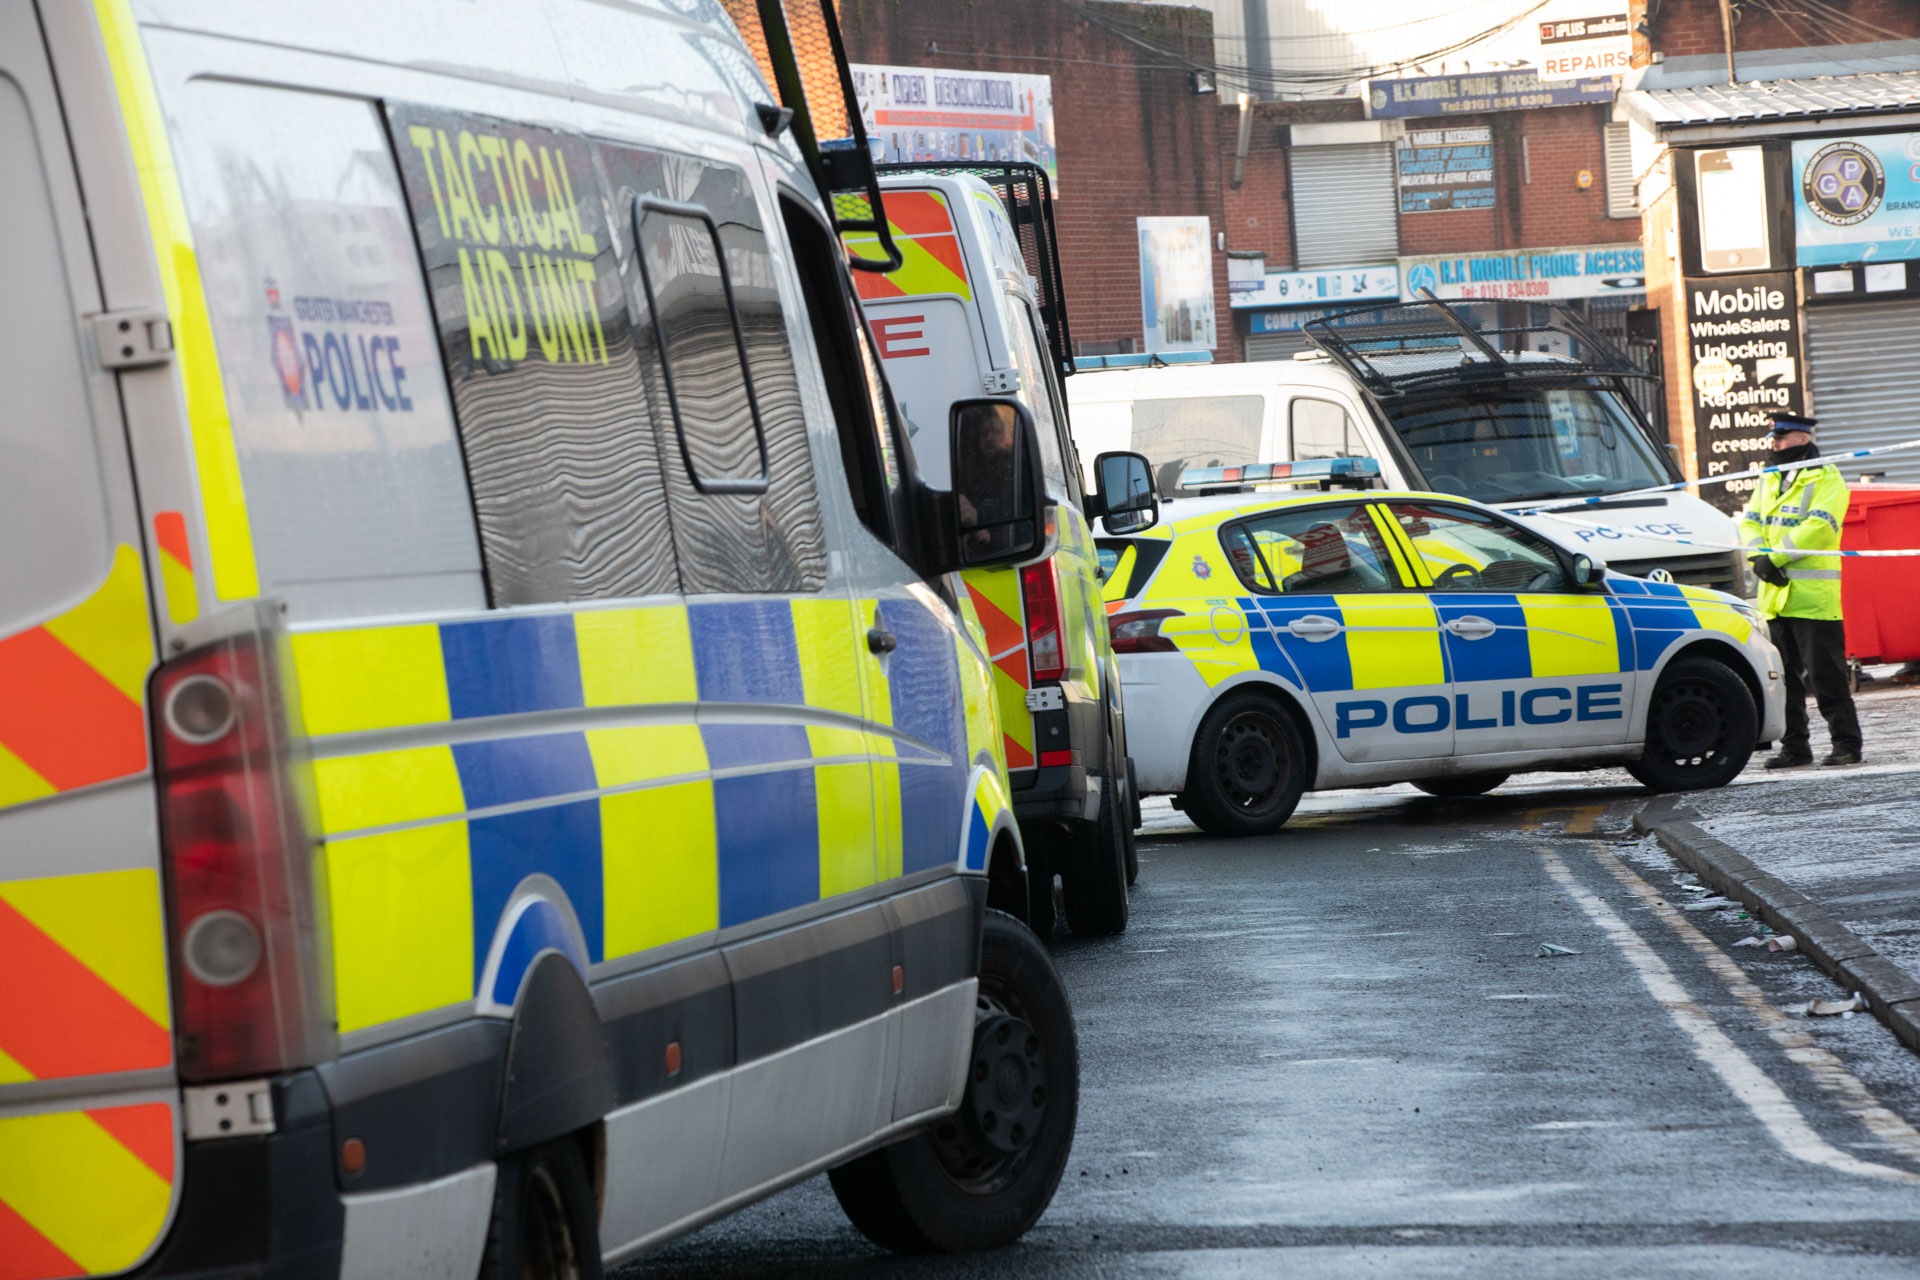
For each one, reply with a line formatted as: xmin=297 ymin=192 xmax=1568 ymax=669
xmin=1177 ymin=457 xmax=1381 ymax=490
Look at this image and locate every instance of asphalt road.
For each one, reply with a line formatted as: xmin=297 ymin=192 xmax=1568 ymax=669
xmin=620 ymin=782 xmax=1920 ymax=1278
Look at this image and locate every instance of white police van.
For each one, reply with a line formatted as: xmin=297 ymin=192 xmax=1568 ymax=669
xmin=1096 ymin=458 xmax=1786 ymax=835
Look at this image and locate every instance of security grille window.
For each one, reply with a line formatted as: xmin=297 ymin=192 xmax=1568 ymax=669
xmin=1131 ymin=395 xmax=1265 ymax=496
xmin=1290 ymin=144 xmax=1398 ymax=269
xmin=388 ymin=103 xmax=674 ymax=606
xmin=1219 ymin=502 xmax=1398 ymax=594
xmin=1604 ymin=122 xmax=1637 ymax=220
xmin=1290 ymin=397 xmax=1360 ymax=460
xmin=598 ymin=144 xmax=827 ymax=595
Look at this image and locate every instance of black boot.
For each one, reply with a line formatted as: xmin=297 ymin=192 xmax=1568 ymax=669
xmin=1820 ymin=749 xmax=1861 ymax=767
xmin=1764 ymin=750 xmax=1813 ymax=769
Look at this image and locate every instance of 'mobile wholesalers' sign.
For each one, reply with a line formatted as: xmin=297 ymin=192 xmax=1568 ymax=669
xmin=1685 ymin=272 xmax=1805 ymax=511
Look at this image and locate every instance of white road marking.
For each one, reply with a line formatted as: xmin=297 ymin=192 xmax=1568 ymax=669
xmin=1591 ymin=845 xmax=1920 ymax=1167
xmin=1529 ymin=1120 xmax=1621 ymax=1130
xmin=1538 ymin=846 xmax=1920 ymax=1185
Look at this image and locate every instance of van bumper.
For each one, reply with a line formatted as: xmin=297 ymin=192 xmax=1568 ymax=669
xmin=133 ymin=1074 xmax=344 ymax=1279
xmin=1009 ymin=681 xmax=1107 ymax=824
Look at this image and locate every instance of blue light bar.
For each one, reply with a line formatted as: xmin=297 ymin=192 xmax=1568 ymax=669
xmin=1073 ymin=351 xmax=1214 ymax=370
xmin=1177 ymin=457 xmax=1381 ymax=489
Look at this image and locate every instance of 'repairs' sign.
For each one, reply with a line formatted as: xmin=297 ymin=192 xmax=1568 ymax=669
xmin=1397 ymin=127 xmax=1494 ymax=214
xmin=1684 ymin=272 xmax=1805 ymax=512
xmin=1367 ymin=69 xmax=1616 ymax=119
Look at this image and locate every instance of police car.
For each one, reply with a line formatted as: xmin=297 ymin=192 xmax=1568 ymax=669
xmin=1097 ymin=459 xmax=1787 ymax=836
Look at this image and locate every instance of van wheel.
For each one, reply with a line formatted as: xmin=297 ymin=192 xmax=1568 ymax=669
xmin=1182 ymin=692 xmax=1308 ymax=837
xmin=1627 ymin=657 xmax=1757 ymax=793
xmin=1413 ymin=772 xmax=1509 ymax=798
xmin=829 ymin=911 xmax=1078 ymax=1253
xmin=1061 ymin=764 xmax=1130 ymax=936
xmin=480 ymin=1136 xmax=602 ymax=1280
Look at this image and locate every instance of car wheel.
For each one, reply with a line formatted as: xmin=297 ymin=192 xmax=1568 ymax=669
xmin=1061 ymin=764 xmax=1129 ymax=936
xmin=480 ymin=1136 xmax=602 ymax=1280
xmin=829 ymin=911 xmax=1078 ymax=1253
xmin=1182 ymin=691 xmax=1308 ymax=837
xmin=1412 ymin=772 xmax=1509 ymax=798
xmin=1626 ymin=657 xmax=1757 ymax=793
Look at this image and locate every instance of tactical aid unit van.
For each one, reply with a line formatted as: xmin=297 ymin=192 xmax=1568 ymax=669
xmin=845 ymin=162 xmax=1158 ymax=937
xmin=1069 ymin=300 xmax=1752 ymax=598
xmin=0 ymin=1 xmax=1079 ymax=1274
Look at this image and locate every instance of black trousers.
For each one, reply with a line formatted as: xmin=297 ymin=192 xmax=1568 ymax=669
xmin=1769 ymin=616 xmax=1862 ymax=756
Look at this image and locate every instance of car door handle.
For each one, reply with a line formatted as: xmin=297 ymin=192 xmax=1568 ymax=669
xmin=1287 ymin=615 xmax=1341 ymax=642
xmin=1444 ymin=616 xmax=1497 ymax=640
xmin=867 ymin=627 xmax=897 ymax=654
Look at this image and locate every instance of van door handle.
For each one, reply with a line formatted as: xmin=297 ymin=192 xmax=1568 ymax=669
xmin=867 ymin=627 xmax=897 ymax=654
xmin=1287 ymin=615 xmax=1341 ymax=642
xmin=1445 ymin=616 xmax=1497 ymax=640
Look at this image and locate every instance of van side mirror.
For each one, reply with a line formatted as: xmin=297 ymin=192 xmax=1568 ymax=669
xmin=939 ymin=399 xmax=1047 ymax=571
xmin=1571 ymin=553 xmax=1605 ymax=587
xmin=1087 ymin=450 xmax=1159 ymax=534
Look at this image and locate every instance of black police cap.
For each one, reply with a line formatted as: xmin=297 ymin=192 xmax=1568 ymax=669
xmin=1767 ymin=411 xmax=1817 ymax=435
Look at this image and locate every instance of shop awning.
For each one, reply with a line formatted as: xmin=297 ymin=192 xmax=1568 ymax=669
xmin=1624 ymin=70 xmax=1920 ymax=141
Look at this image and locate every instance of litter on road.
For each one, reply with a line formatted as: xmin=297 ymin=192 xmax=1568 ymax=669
xmin=1767 ymin=935 xmax=1799 ymax=953
xmin=1680 ymin=896 xmax=1740 ymax=911
xmin=1733 ymin=936 xmax=1767 ymax=947
xmin=1538 ymin=943 xmax=1581 ymax=957
xmin=1805 ymin=994 xmax=1867 ymax=1017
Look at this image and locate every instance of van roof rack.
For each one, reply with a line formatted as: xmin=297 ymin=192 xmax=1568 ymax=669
xmin=1302 ymin=291 xmax=1648 ymax=399
xmin=878 ymin=161 xmax=1075 ymax=379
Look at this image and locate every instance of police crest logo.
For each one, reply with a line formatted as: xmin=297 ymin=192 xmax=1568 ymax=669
xmin=1802 ymin=141 xmax=1886 ymax=226
xmin=1192 ymin=554 xmax=1212 ymax=579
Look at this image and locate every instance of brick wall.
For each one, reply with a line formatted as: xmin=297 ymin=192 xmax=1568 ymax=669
xmin=1647 ymin=0 xmax=1920 ymax=59
xmin=838 ymin=0 xmax=1234 ymax=359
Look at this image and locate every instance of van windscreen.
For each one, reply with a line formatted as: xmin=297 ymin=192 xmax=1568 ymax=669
xmin=1130 ymin=396 xmax=1263 ymax=496
xmin=1382 ymin=386 xmax=1667 ymax=505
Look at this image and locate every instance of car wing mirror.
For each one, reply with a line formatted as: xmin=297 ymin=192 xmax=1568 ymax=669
xmin=1088 ymin=450 xmax=1159 ymax=534
xmin=929 ymin=398 xmax=1047 ymax=572
xmin=1571 ymin=552 xmax=1606 ymax=587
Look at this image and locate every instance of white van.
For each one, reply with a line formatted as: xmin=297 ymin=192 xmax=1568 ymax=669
xmin=1068 ymin=303 xmax=1749 ymax=597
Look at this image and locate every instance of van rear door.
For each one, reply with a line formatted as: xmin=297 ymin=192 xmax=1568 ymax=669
xmin=0 ymin=8 xmax=177 ymax=1274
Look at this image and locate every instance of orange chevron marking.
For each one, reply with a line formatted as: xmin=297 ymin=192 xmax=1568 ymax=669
xmin=0 ymin=898 xmax=169 ymax=1079
xmin=1003 ymin=733 xmax=1033 ymax=769
xmin=0 ymin=628 xmax=145 ymax=791
xmin=152 ymin=511 xmax=192 ymax=569
xmin=0 ymin=1198 xmax=80 ymax=1280
xmin=87 ymin=1104 xmax=174 ymax=1184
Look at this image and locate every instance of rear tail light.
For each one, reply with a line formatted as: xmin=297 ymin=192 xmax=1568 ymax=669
xmin=153 ymin=605 xmax=333 ymax=1082
xmin=1020 ymin=557 xmax=1065 ymax=681
xmin=1109 ymin=608 xmax=1180 ymax=654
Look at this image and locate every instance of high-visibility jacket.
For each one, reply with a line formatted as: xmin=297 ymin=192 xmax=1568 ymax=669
xmin=1737 ymin=461 xmax=1849 ymax=620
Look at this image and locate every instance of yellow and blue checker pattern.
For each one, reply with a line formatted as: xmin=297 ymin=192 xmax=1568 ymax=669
xmin=293 ymin=595 xmax=976 ymax=1034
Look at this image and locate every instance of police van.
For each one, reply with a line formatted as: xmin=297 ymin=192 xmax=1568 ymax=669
xmin=1098 ymin=460 xmax=1786 ymax=835
xmin=844 ymin=163 xmax=1157 ymax=935
xmin=1069 ymin=300 xmax=1754 ymax=599
xmin=0 ymin=1 xmax=1095 ymax=1273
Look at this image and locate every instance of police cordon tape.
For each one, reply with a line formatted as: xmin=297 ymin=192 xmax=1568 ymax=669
xmin=1543 ymin=514 xmax=1920 ymax=558
xmin=1514 ymin=437 xmax=1920 ymax=515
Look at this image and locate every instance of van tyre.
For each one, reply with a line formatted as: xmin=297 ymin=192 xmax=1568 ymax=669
xmin=1413 ymin=772 xmax=1509 ymax=798
xmin=1627 ymin=657 xmax=1757 ymax=793
xmin=829 ymin=911 xmax=1078 ymax=1253
xmin=480 ymin=1136 xmax=602 ymax=1280
xmin=1123 ymin=758 xmax=1141 ymax=887
xmin=1180 ymin=691 xmax=1308 ymax=837
xmin=1061 ymin=764 xmax=1130 ymax=936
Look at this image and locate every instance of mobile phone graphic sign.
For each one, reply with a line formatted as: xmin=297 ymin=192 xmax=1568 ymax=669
xmin=1793 ymin=132 xmax=1920 ymax=267
xmin=1694 ymin=146 xmax=1771 ymax=274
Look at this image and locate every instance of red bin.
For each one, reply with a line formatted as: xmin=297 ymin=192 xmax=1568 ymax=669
xmin=1839 ymin=485 xmax=1920 ymax=665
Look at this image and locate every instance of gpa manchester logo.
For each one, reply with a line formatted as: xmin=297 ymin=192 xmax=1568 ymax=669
xmin=1801 ymin=141 xmax=1885 ymax=226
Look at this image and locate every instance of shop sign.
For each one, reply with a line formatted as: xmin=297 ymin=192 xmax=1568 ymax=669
xmin=1366 ymin=70 xmax=1616 ymax=119
xmin=1532 ymin=5 xmax=1631 ymax=81
xmin=1138 ymin=216 xmax=1216 ymax=353
xmin=1791 ymin=131 xmax=1920 ymax=267
xmin=852 ymin=64 xmax=1057 ymax=187
xmin=1399 ymin=243 xmax=1644 ymax=301
xmin=1684 ymin=272 xmax=1804 ymax=511
xmin=1231 ymin=263 xmax=1400 ymax=310
xmin=1397 ymin=127 xmax=1494 ymax=214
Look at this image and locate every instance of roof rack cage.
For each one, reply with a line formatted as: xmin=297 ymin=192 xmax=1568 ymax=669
xmin=1302 ymin=291 xmax=1649 ymax=398
xmin=878 ymin=161 xmax=1076 ymax=379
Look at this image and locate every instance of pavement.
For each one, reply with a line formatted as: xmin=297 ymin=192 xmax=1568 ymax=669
xmin=618 ymin=719 xmax=1920 ymax=1278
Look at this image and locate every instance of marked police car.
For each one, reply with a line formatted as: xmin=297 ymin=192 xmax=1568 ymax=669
xmin=1097 ymin=459 xmax=1787 ymax=836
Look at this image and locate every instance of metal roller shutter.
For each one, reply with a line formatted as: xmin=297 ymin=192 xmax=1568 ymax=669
xmin=1804 ymin=300 xmax=1920 ymax=485
xmin=1245 ymin=330 xmax=1310 ymax=362
xmin=1290 ymin=143 xmax=1397 ymax=269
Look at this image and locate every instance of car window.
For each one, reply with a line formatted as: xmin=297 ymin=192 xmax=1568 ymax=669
xmin=1385 ymin=501 xmax=1570 ymax=593
xmin=1291 ymin=397 xmax=1360 ymax=461
xmin=1219 ymin=503 xmax=1399 ymax=595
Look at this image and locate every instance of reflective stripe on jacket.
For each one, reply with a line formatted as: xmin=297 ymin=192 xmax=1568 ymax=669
xmin=1735 ymin=462 xmax=1849 ymax=620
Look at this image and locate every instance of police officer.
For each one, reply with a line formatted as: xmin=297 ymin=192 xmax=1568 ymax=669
xmin=1739 ymin=411 xmax=1861 ymax=767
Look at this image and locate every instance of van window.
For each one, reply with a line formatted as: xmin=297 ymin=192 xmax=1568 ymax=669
xmin=1130 ymin=396 xmax=1264 ymax=496
xmin=386 ymin=102 xmax=673 ymax=606
xmin=1001 ymin=292 xmax=1068 ymax=492
xmin=1019 ymin=300 xmax=1083 ymax=505
xmin=172 ymin=85 xmax=486 ymax=620
xmin=1291 ymin=398 xmax=1360 ymax=461
xmin=0 ymin=74 xmax=111 ymax=630
xmin=599 ymin=144 xmax=827 ymax=595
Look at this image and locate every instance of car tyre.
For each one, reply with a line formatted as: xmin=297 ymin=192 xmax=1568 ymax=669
xmin=479 ymin=1136 xmax=602 ymax=1280
xmin=829 ymin=911 xmax=1078 ymax=1253
xmin=1412 ymin=772 xmax=1509 ymax=798
xmin=1626 ymin=657 xmax=1757 ymax=793
xmin=1180 ymin=691 xmax=1308 ymax=837
xmin=1061 ymin=763 xmax=1130 ymax=936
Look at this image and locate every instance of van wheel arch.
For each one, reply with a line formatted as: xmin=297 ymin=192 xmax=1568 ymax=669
xmin=985 ymin=831 xmax=1030 ymax=929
